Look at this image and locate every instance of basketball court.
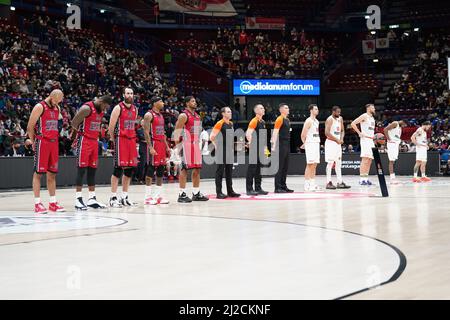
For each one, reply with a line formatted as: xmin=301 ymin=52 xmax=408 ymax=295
xmin=1 ymin=176 xmax=449 ymax=300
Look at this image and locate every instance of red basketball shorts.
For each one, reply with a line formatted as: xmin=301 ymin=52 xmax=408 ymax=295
xmin=76 ymin=136 xmax=99 ymax=168
xmin=114 ymin=136 xmax=137 ymax=167
xmin=34 ymin=138 xmax=59 ymax=173
xmin=149 ymin=140 xmax=167 ymax=167
xmin=181 ymin=140 xmax=202 ymax=170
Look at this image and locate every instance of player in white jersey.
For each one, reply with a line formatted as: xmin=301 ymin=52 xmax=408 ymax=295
xmin=383 ymin=120 xmax=407 ymax=184
xmin=411 ymin=121 xmax=432 ymax=183
xmin=301 ymin=104 xmax=321 ymax=191
xmin=324 ymin=106 xmax=350 ymax=189
xmin=351 ymin=104 xmax=376 ymax=186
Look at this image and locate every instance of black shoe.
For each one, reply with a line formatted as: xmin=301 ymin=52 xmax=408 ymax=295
xmin=255 ymin=189 xmax=269 ymax=195
xmin=192 ymin=192 xmax=209 ymax=201
xmin=283 ymin=187 xmax=294 ymax=193
xmin=216 ymin=192 xmax=228 ymax=199
xmin=337 ymin=182 xmax=351 ymax=189
xmin=326 ymin=182 xmax=337 ymax=190
xmin=227 ymin=191 xmax=241 ymax=198
xmin=178 ymin=192 xmax=192 ymax=203
xmin=247 ymin=190 xmax=258 ymax=196
xmin=274 ymin=189 xmax=288 ymax=193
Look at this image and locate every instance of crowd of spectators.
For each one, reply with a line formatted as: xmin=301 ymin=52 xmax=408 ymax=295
xmin=169 ymin=28 xmax=342 ymax=78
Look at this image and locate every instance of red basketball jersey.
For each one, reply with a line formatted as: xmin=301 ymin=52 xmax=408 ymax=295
xmin=115 ymin=102 xmax=137 ymax=138
xmin=36 ymin=100 xmax=59 ymax=140
xmin=149 ymin=110 xmax=165 ymax=142
xmin=183 ymin=109 xmax=201 ymax=143
xmin=79 ymin=101 xmax=104 ymax=140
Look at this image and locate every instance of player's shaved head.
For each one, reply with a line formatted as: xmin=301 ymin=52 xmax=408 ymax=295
xmin=48 ymin=89 xmax=64 ymax=106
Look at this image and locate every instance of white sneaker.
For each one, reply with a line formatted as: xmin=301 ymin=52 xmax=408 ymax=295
xmin=87 ymin=197 xmax=106 ymax=209
xmin=144 ymin=197 xmax=158 ymax=205
xmin=109 ymin=196 xmax=122 ymax=208
xmin=304 ymin=185 xmax=311 ymax=192
xmin=156 ymin=196 xmax=169 ymax=204
xmin=121 ymin=196 xmax=133 ymax=206
xmin=75 ymin=197 xmax=88 ymax=211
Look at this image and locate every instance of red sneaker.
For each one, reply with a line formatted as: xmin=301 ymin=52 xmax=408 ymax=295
xmin=420 ymin=177 xmax=432 ymax=183
xmin=412 ymin=177 xmax=422 ymax=183
xmin=34 ymin=203 xmax=48 ymax=214
xmin=49 ymin=202 xmax=66 ymax=212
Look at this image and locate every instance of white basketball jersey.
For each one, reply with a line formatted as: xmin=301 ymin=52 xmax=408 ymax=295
xmin=306 ymin=118 xmax=320 ymax=143
xmin=361 ymin=113 xmax=375 ymax=138
xmin=328 ymin=116 xmax=341 ymax=141
xmin=388 ymin=123 xmax=402 ymax=143
xmin=416 ymin=127 xmax=428 ymax=145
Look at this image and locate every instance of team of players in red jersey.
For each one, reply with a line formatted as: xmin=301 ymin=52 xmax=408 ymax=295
xmin=27 ymin=88 xmax=209 ymax=214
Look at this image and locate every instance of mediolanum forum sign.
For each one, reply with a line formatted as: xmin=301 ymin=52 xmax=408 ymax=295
xmin=233 ymin=79 xmax=320 ymax=96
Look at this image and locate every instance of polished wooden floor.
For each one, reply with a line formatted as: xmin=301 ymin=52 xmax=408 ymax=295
xmin=0 ymin=176 xmax=449 ymax=299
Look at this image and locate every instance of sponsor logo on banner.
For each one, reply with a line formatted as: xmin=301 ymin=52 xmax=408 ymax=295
xmin=233 ymin=79 xmax=320 ymax=96
xmin=159 ymin=0 xmax=237 ymax=16
xmin=245 ymin=17 xmax=286 ymax=30
xmin=362 ymin=40 xmax=376 ymax=54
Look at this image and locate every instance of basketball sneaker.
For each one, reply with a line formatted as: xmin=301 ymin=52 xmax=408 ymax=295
xmin=121 ymin=196 xmax=133 ymax=206
xmin=192 ymin=192 xmax=209 ymax=201
xmin=326 ymin=182 xmax=337 ymax=190
xmin=109 ymin=196 xmax=123 ymax=208
xmin=412 ymin=177 xmax=422 ymax=183
xmin=145 ymin=197 xmax=158 ymax=205
xmin=337 ymin=182 xmax=351 ymax=189
xmin=156 ymin=197 xmax=170 ymax=204
xmin=421 ymin=177 xmax=432 ymax=183
xmin=34 ymin=203 xmax=48 ymax=214
xmin=87 ymin=197 xmax=106 ymax=209
xmin=49 ymin=202 xmax=66 ymax=212
xmin=178 ymin=192 xmax=192 ymax=203
xmin=366 ymin=180 xmax=374 ymax=186
xmin=359 ymin=180 xmax=368 ymax=186
xmin=75 ymin=197 xmax=88 ymax=211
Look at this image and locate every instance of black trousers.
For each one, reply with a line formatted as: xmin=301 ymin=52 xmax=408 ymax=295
xmin=215 ymin=163 xmax=234 ymax=194
xmin=274 ymin=141 xmax=290 ymax=189
xmin=246 ymin=159 xmax=263 ymax=191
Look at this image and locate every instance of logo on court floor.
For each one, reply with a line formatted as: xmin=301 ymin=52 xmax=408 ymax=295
xmin=0 ymin=216 xmax=127 ymax=234
xmin=209 ymin=192 xmax=374 ymax=201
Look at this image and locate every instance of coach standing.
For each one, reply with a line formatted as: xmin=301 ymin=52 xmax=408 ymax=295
xmin=210 ymin=107 xmax=241 ymax=199
xmin=271 ymin=103 xmax=294 ymax=193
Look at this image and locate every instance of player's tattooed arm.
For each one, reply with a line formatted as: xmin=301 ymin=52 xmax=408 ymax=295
xmin=70 ymin=105 xmax=91 ymax=140
xmin=108 ymin=105 xmax=121 ymax=141
xmin=143 ymin=112 xmax=156 ymax=155
xmin=173 ymin=113 xmax=187 ymax=145
xmin=27 ymin=103 xmax=43 ymax=144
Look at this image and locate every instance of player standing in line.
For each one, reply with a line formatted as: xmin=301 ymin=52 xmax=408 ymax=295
xmin=173 ymin=96 xmax=209 ymax=203
xmin=142 ymin=96 xmax=170 ymax=205
xmin=108 ymin=87 xmax=138 ymax=208
xmin=351 ymin=104 xmax=376 ymax=186
xmin=411 ymin=121 xmax=432 ymax=183
xmin=301 ymin=104 xmax=321 ymax=191
xmin=71 ymin=95 xmax=112 ymax=210
xmin=324 ymin=106 xmax=350 ymax=189
xmin=27 ymin=89 xmax=66 ymax=213
xmin=383 ymin=120 xmax=407 ymax=184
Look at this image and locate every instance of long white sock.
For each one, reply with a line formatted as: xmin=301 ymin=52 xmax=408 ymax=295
xmin=192 ymin=187 xmax=200 ymax=195
xmin=111 ymin=192 xmax=117 ymax=198
xmin=304 ymin=179 xmax=310 ymax=190
xmin=311 ymin=179 xmax=316 ymax=187
xmin=49 ymin=196 xmax=56 ymax=203
xmin=35 ymin=197 xmax=41 ymax=204
xmin=122 ymin=192 xmax=128 ymax=199
xmin=76 ymin=192 xmax=82 ymax=199
xmin=154 ymin=186 xmax=162 ymax=198
xmin=326 ymin=162 xmax=333 ymax=183
xmin=179 ymin=188 xmax=186 ymax=195
xmin=336 ymin=160 xmax=343 ymax=184
xmin=89 ymin=191 xmax=95 ymax=199
xmin=390 ymin=173 xmax=396 ymax=179
xmin=145 ymin=186 xmax=152 ymax=197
